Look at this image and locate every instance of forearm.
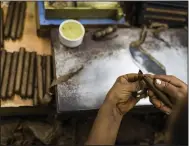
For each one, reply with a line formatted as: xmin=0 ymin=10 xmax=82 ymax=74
xmin=86 ymin=101 xmax=123 ymax=145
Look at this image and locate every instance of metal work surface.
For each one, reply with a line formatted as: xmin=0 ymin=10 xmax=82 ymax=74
xmin=51 ymin=28 xmax=187 ymax=112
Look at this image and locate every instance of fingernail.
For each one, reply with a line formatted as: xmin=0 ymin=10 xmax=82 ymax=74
xmin=166 ymin=112 xmax=170 ymax=115
xmin=137 ymin=90 xmax=143 ymax=94
xmin=166 ymin=112 xmax=171 ymax=115
xmin=156 ymin=79 xmax=161 ymax=85
xmin=148 ymin=72 xmax=155 ymax=75
xmin=136 ymin=95 xmax=140 ymax=98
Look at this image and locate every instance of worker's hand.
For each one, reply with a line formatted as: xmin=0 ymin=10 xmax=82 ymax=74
xmin=147 ymin=75 xmax=188 ymax=115
xmin=105 ymin=74 xmax=143 ymax=115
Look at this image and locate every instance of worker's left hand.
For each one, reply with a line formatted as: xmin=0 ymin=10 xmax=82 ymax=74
xmin=105 ymin=74 xmax=143 ymax=115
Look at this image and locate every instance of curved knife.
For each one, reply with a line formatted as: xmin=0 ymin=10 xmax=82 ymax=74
xmin=129 ymin=27 xmax=166 ymax=75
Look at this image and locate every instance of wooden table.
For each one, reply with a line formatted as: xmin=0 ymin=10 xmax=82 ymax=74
xmin=1 ymin=2 xmax=51 ymax=107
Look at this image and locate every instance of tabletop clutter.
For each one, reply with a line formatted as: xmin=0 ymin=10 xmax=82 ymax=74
xmin=0 ymin=1 xmax=188 ymax=111
xmin=0 ymin=2 xmax=188 ymax=146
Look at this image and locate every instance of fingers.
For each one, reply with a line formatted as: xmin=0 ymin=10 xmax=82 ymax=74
xmin=145 ymin=74 xmax=185 ymax=101
xmin=116 ymin=74 xmax=144 ymax=92
xmin=154 ymin=78 xmax=179 ymax=100
xmin=125 ymin=82 xmax=141 ymax=92
xmin=148 ymin=90 xmax=172 ymax=115
xmin=145 ymin=74 xmax=186 ymax=88
xmin=154 ymin=75 xmax=185 ymax=87
xmin=118 ymin=73 xmax=140 ymax=83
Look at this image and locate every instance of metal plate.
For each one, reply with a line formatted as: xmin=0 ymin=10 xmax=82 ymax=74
xmin=51 ymin=28 xmax=187 ymax=112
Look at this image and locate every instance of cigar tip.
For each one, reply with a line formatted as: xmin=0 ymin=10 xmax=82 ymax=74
xmin=138 ymin=70 xmax=143 ymax=74
xmin=138 ymin=70 xmax=144 ymax=80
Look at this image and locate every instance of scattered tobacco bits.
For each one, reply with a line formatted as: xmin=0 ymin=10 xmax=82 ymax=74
xmin=7 ymin=52 xmax=19 ymax=97
xmin=15 ymin=47 xmax=25 ymax=93
xmin=0 ymin=52 xmax=12 ymax=99
xmin=20 ymin=52 xmax=31 ymax=98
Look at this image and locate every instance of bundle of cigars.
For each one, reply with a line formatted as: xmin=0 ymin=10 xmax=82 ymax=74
xmin=0 ymin=48 xmax=53 ymax=106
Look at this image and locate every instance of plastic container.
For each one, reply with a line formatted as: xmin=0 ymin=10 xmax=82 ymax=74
xmin=59 ymin=19 xmax=85 ymax=48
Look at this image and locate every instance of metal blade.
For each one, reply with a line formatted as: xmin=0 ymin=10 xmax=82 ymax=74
xmin=129 ymin=46 xmax=166 ymax=75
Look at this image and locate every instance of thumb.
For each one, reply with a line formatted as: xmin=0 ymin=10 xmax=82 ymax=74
xmin=126 ymin=82 xmax=141 ymax=92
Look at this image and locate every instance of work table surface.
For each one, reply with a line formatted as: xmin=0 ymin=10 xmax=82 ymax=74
xmin=51 ymin=28 xmax=187 ymax=113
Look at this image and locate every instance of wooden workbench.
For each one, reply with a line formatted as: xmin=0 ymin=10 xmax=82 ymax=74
xmin=1 ymin=2 xmax=51 ymax=107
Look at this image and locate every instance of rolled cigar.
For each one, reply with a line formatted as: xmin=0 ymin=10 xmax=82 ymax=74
xmin=10 ymin=2 xmax=21 ymax=40
xmin=0 ymin=50 xmax=6 ymax=79
xmin=33 ymin=71 xmax=38 ymax=106
xmin=4 ymin=2 xmax=15 ymax=38
xmin=15 ymin=47 xmax=25 ymax=93
xmin=0 ymin=8 xmax=4 ymax=48
xmin=20 ymin=52 xmax=30 ymax=97
xmin=26 ymin=52 xmax=36 ymax=98
xmin=143 ymin=75 xmax=173 ymax=108
xmin=7 ymin=52 xmax=19 ymax=97
xmin=36 ymin=55 xmax=44 ymax=104
xmin=45 ymin=55 xmax=52 ymax=94
xmin=42 ymin=56 xmax=46 ymax=93
xmin=92 ymin=25 xmax=117 ymax=41
xmin=16 ymin=2 xmax=26 ymax=39
xmin=0 ymin=52 xmax=12 ymax=98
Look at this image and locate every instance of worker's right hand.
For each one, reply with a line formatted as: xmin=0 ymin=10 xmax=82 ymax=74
xmin=147 ymin=75 xmax=188 ymax=115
